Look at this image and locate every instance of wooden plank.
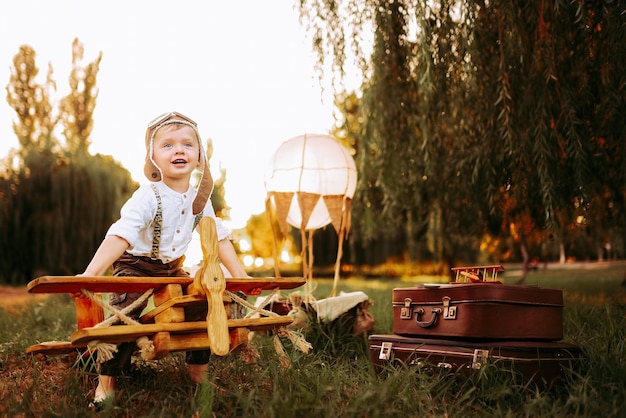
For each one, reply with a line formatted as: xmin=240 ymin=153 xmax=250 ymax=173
xmin=229 ymin=327 xmax=249 ymax=351
xmin=27 ymin=276 xmax=192 ymax=294
xmin=153 ymin=284 xmax=184 ymax=306
xmin=230 ymin=316 xmax=294 ymax=331
xmin=153 ymin=284 xmax=185 ymax=323
xmin=144 ymin=331 xmax=171 ymax=360
xmin=168 ymin=333 xmax=213 ymax=351
xmin=75 ymin=297 xmax=104 ymax=329
xmin=71 ymin=317 xmax=294 ymax=346
xmin=27 ymin=276 xmax=306 ymax=294
xmin=225 ymin=277 xmax=306 ymax=293
xmin=167 ymin=330 xmax=253 ymax=352
xmin=26 ymin=341 xmax=86 ymax=356
xmin=141 ymin=294 xmax=207 ymax=323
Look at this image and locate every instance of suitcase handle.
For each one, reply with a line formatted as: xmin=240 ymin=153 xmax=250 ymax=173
xmin=415 ymin=308 xmax=442 ymax=328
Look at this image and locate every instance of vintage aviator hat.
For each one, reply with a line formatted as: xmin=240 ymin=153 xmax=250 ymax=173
xmin=144 ymin=111 xmax=213 ymax=215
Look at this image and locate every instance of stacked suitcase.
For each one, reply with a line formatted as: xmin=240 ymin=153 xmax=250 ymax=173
xmin=369 ymin=265 xmax=583 ymax=388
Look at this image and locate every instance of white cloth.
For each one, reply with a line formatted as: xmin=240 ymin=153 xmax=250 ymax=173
xmin=106 ymin=181 xmax=229 ymax=263
xmin=313 ymin=291 xmax=370 ymax=322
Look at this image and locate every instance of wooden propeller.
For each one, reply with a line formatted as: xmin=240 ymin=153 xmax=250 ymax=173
xmin=193 ymin=217 xmax=229 ymax=355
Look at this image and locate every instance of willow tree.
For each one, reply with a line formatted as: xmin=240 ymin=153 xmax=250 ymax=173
xmin=464 ymin=1 xmax=626 ymax=279
xmin=301 ymin=0 xmax=487 ymax=265
xmin=356 ymin=3 xmax=424 ymax=263
xmin=1 ymin=40 xmax=136 ymax=284
xmin=299 ymin=1 xmax=626 ymax=272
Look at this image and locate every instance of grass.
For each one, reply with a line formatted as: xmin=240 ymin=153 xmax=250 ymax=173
xmin=0 ymin=261 xmax=625 ymax=417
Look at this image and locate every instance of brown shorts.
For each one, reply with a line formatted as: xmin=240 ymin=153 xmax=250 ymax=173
xmin=107 ymin=252 xmax=189 ymax=312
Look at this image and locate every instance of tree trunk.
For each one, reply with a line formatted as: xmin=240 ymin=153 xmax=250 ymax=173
xmin=406 ymin=210 xmax=415 ymax=263
xmin=515 ymin=238 xmax=529 ymax=284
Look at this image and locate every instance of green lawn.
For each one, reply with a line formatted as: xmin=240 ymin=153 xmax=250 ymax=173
xmin=1 ymin=261 xmax=624 ymax=417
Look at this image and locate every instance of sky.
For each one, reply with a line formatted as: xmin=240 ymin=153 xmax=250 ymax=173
xmin=0 ymin=0 xmax=338 ymax=234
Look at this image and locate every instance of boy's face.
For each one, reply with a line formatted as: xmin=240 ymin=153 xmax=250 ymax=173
xmin=152 ymin=124 xmax=201 ymax=183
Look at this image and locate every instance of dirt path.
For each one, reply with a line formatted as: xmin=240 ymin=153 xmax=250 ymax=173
xmin=0 ymin=285 xmax=50 ymax=315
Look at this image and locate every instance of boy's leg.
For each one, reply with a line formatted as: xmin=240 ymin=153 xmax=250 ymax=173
xmin=188 ymin=363 xmax=209 ymax=384
xmin=93 ymin=341 xmax=135 ymax=402
xmin=94 ymin=375 xmax=116 ymax=401
xmin=186 ymin=350 xmax=211 ymax=383
xmin=92 ymin=290 xmax=143 ymax=402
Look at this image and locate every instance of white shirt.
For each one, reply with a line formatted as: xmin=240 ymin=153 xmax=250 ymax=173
xmin=106 ymin=181 xmax=229 ymax=263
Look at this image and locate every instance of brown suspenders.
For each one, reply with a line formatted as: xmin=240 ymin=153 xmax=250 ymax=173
xmin=150 ymin=184 xmax=203 ymax=259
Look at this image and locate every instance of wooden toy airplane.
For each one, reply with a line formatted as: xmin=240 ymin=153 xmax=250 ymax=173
xmin=451 ymin=265 xmax=504 ymax=283
xmin=26 ymin=217 xmax=306 ymax=359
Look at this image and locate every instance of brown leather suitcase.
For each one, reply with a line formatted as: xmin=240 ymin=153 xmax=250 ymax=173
xmin=392 ymin=283 xmax=563 ymax=340
xmin=369 ymin=334 xmax=583 ymax=388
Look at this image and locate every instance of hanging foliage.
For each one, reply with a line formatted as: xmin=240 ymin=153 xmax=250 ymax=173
xmin=299 ymin=0 xmax=626 ymax=265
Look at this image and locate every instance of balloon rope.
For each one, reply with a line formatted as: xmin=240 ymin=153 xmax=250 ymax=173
xmin=300 ymin=228 xmax=308 ymax=280
xmin=308 ymin=230 xmax=314 ymax=281
xmin=266 ymin=197 xmax=282 ymax=278
xmin=330 ymin=210 xmax=348 ymax=298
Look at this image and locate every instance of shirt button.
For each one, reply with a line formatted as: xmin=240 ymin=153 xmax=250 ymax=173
xmin=172 ymin=247 xmax=176 ymax=252
xmin=176 ymin=229 xmax=180 ymax=234
xmin=181 ymin=210 xmax=185 ymax=215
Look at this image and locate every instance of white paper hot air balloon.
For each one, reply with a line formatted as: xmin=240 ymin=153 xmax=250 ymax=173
xmin=265 ymin=134 xmax=357 ymax=296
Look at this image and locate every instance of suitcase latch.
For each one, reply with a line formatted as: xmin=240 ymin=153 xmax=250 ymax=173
xmin=472 ymin=349 xmax=490 ymax=369
xmin=379 ymin=342 xmax=393 ymax=360
xmin=400 ymin=298 xmax=413 ymax=319
xmin=442 ymin=296 xmax=457 ymax=320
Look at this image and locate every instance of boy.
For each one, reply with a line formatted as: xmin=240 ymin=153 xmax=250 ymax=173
xmin=74 ymin=111 xmax=257 ymax=404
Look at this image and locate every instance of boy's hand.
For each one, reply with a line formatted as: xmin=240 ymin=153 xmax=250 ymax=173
xmin=70 ymin=273 xmax=90 ymax=299
xmin=247 ymin=287 xmax=262 ymax=296
xmin=242 ymin=275 xmax=262 ymax=296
